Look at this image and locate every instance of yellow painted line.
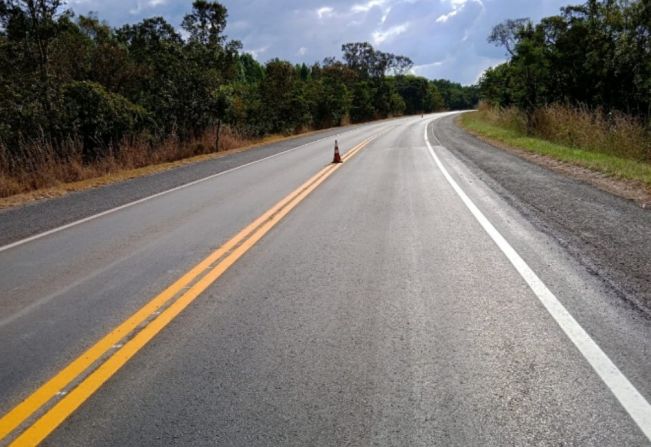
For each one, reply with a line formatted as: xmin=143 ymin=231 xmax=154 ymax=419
xmin=0 ymin=158 xmax=336 ymax=441
xmin=342 ymin=139 xmax=368 ymax=161
xmin=3 ymin=137 xmax=374 ymax=446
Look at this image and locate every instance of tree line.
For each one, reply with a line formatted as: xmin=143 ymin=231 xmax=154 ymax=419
xmin=479 ymin=0 xmax=650 ymax=122
xmin=0 ymin=0 xmax=478 ymax=163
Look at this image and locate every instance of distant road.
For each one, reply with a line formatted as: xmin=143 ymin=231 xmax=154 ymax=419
xmin=0 ymin=113 xmax=649 ymax=446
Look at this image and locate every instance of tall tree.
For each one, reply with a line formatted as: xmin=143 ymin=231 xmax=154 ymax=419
xmin=181 ymin=0 xmax=227 ymax=47
xmin=488 ymin=18 xmax=530 ymax=56
xmin=0 ymin=0 xmax=71 ymax=136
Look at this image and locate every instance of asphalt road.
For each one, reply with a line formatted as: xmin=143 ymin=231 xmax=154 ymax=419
xmin=0 ymin=113 xmax=649 ymax=446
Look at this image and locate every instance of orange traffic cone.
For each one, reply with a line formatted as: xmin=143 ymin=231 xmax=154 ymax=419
xmin=332 ymin=140 xmax=342 ymax=163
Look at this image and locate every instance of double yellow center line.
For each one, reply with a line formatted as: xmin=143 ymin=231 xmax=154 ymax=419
xmin=0 ymin=136 xmax=374 ymax=446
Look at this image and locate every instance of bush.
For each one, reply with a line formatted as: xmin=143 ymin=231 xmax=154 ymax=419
xmin=62 ymin=81 xmax=150 ymax=159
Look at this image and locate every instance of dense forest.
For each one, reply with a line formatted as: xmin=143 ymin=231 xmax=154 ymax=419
xmin=0 ymin=0 xmax=477 ymax=190
xmin=479 ymin=0 xmax=650 ymax=122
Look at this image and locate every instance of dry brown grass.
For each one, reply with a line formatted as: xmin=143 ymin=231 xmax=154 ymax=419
xmin=533 ymin=104 xmax=650 ymax=161
xmin=0 ymin=125 xmax=256 ymax=199
xmin=476 ymin=102 xmax=651 ymax=162
xmin=0 ymin=126 xmax=331 ymax=208
xmin=476 ymin=101 xmax=528 ymax=133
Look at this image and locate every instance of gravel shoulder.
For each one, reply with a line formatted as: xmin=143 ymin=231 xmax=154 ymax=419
xmin=434 ymin=114 xmax=651 ymax=316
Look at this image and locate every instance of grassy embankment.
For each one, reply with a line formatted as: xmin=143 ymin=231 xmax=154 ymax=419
xmin=459 ymin=104 xmax=651 ymax=189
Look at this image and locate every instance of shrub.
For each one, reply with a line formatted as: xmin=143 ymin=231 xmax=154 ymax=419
xmin=62 ymin=81 xmax=150 ymax=159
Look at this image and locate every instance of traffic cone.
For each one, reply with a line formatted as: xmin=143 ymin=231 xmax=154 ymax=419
xmin=332 ymin=140 xmax=342 ymax=163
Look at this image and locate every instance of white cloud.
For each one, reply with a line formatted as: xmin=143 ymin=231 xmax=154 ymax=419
xmin=448 ymin=0 xmax=483 ymax=7
xmin=411 ymin=60 xmax=444 ymax=74
xmin=372 ymin=22 xmax=408 ymax=45
xmin=316 ymin=6 xmax=334 ymax=19
xmin=436 ymin=0 xmax=484 ymax=23
xmin=380 ymin=6 xmax=391 ymax=24
xmin=127 ymin=0 xmax=167 ymax=15
xmin=351 ymin=0 xmax=387 ymax=13
xmin=245 ymin=46 xmax=269 ymax=60
xmin=435 ymin=9 xmax=458 ymax=23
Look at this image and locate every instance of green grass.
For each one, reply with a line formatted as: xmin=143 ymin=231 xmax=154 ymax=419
xmin=459 ymin=111 xmax=651 ymax=188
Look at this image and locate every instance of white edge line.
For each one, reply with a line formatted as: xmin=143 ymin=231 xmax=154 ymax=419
xmin=424 ymin=124 xmax=651 ymax=441
xmin=0 ymin=127 xmax=371 ymax=253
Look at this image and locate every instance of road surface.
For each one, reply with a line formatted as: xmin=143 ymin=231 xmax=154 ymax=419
xmin=0 ymin=113 xmax=649 ymax=446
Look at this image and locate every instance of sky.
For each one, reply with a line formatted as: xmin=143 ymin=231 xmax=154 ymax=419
xmin=65 ymin=0 xmax=571 ymax=85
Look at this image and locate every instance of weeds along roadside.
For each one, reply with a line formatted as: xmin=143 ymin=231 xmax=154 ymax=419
xmin=0 ymin=125 xmax=259 ymax=199
xmin=473 ymin=102 xmax=651 ymax=163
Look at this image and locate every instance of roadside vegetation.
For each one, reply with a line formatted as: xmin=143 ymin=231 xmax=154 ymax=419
xmin=464 ymin=0 xmax=650 ymax=189
xmin=461 ymin=105 xmax=651 ymax=187
xmin=0 ymin=0 xmax=477 ymax=199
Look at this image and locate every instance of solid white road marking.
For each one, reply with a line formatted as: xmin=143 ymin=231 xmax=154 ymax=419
xmin=424 ymin=125 xmax=651 ymax=441
xmin=0 ymin=124 xmax=383 ymax=254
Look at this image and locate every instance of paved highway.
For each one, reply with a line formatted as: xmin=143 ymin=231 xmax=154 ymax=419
xmin=0 ymin=113 xmax=649 ymax=446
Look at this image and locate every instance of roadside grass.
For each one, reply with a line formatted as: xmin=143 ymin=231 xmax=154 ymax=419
xmin=0 ymin=123 xmax=352 ymax=208
xmin=0 ymin=129 xmax=322 ymax=208
xmin=459 ymin=111 xmax=651 ymax=188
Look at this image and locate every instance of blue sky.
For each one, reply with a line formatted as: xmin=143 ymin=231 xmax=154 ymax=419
xmin=65 ymin=0 xmax=570 ymax=85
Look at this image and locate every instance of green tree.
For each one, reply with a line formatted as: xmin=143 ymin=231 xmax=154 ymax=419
xmin=319 ymin=64 xmax=353 ymax=126
xmin=238 ymin=53 xmax=264 ymax=84
xmin=481 ymin=0 xmax=650 ymax=120
xmin=261 ymin=59 xmax=310 ymax=132
xmin=181 ymin=0 xmax=227 ymax=47
xmin=395 ymin=75 xmax=430 ymax=114
xmin=62 ymin=80 xmax=148 ymax=158
xmin=350 ymin=80 xmax=375 ymax=122
xmin=424 ymin=84 xmax=445 ymax=112
xmin=0 ymin=0 xmax=74 ymax=139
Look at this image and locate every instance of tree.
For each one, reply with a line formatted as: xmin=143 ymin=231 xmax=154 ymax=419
xmin=388 ymin=55 xmax=413 ymax=75
xmin=181 ymin=0 xmax=227 ymax=47
xmin=261 ymin=59 xmax=311 ymax=132
xmin=423 ymin=84 xmax=445 ymax=112
xmin=0 ymin=0 xmax=72 ymax=136
xmin=62 ymin=80 xmax=147 ymax=158
xmin=341 ymin=42 xmax=375 ymax=77
xmin=350 ymin=80 xmax=375 ymax=122
xmin=341 ymin=41 xmax=413 ymax=78
xmin=77 ymin=14 xmax=138 ymax=94
xmin=480 ymin=0 xmax=650 ymax=126
xmin=317 ymin=63 xmax=353 ymax=126
xmin=488 ymin=18 xmax=530 ymax=56
xmin=395 ymin=75 xmax=430 ymax=114
xmin=431 ymin=79 xmax=478 ymax=110
xmin=238 ymin=52 xmax=264 ymax=84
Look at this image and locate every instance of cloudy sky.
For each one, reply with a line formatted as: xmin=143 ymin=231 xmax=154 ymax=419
xmin=66 ymin=0 xmax=570 ymax=85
